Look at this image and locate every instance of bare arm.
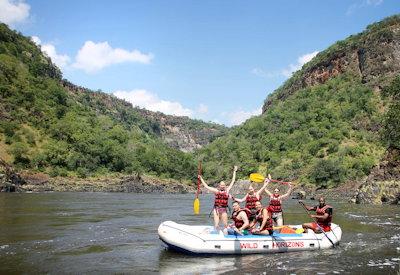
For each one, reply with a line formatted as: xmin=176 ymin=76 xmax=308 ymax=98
xmin=234 ymin=193 xmax=248 ymax=203
xmin=280 ymin=183 xmax=294 ymax=200
xmin=263 ymin=174 xmax=273 ymax=197
xmin=311 ymin=213 xmax=329 ymax=220
xmin=299 ymin=201 xmax=315 ymax=211
xmin=256 ymin=178 xmax=270 ymax=198
xmin=238 ymin=212 xmax=249 ymax=231
xmin=259 ymin=208 xmax=268 ymax=230
xmin=199 ymin=175 xmax=218 ymax=193
xmin=226 ymin=165 xmax=238 ymax=193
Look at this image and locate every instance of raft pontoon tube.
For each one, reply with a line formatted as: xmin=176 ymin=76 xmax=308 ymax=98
xmin=158 ymin=221 xmax=342 ymax=255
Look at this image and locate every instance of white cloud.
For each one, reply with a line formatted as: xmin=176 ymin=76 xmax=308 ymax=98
xmin=346 ymin=0 xmax=383 ymax=15
xmin=281 ymin=51 xmax=319 ymax=77
xmin=224 ymin=107 xmax=262 ymax=126
xmin=367 ymin=0 xmax=383 ymax=5
xmin=252 ymin=51 xmax=319 ymax=79
xmin=31 ymin=35 xmax=41 ymax=45
xmin=73 ymin=41 xmax=153 ymax=73
xmin=113 ymin=89 xmax=193 ymax=117
xmin=0 ymin=0 xmax=30 ymax=25
xmin=31 ymin=36 xmax=71 ymax=69
xmin=251 ymin=68 xmax=281 ymax=78
xmin=197 ymin=104 xmax=208 ymax=114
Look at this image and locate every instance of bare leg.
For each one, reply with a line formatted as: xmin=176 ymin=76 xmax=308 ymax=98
xmin=221 ymin=212 xmax=228 ymax=228
xmin=276 ymin=212 xmax=283 ymax=227
xmin=302 ymin=222 xmax=316 ymax=233
xmin=213 ymin=209 xmax=220 ymax=230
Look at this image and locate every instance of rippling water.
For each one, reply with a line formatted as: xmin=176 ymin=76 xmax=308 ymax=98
xmin=0 ymin=192 xmax=399 ymax=274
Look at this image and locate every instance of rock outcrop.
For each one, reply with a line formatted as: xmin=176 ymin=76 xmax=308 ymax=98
xmin=262 ymin=15 xmax=400 ymax=113
xmin=353 ymin=147 xmax=400 ymax=204
xmin=62 ymin=80 xmax=227 ymax=153
xmin=0 ymin=157 xmax=25 ymax=192
xmin=18 ymin=174 xmax=195 ymax=194
xmin=134 ymin=109 xmax=227 ymax=152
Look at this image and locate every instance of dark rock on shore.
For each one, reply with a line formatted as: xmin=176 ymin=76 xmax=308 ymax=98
xmin=18 ymin=174 xmax=195 ymax=194
xmin=352 ymin=148 xmax=400 ymax=204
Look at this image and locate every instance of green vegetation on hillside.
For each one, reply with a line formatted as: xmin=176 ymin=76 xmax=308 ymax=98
xmin=198 ymin=74 xmax=386 ymax=188
xmin=382 ymin=76 xmax=400 ymax=150
xmin=263 ymin=14 xmax=400 ymax=113
xmin=0 ymin=23 xmax=196 ymax=180
xmin=1 ymin=14 xmax=399 ymax=190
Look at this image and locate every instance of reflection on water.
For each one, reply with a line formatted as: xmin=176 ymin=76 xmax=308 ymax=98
xmin=0 ymin=192 xmax=399 ymax=274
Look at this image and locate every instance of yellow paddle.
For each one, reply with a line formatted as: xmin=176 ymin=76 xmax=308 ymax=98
xmin=249 ymin=173 xmax=265 ymax=183
xmin=249 ymin=173 xmax=291 ymax=184
xmin=193 ymin=161 xmax=202 ymax=214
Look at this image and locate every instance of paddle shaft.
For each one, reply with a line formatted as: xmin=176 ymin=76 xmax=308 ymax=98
xmin=270 ymin=179 xmax=291 ymax=185
xmin=196 ymin=161 xmax=202 ymax=197
xmin=299 ymin=202 xmax=335 ymax=247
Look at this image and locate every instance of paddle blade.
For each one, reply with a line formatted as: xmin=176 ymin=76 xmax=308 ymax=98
xmin=193 ymin=198 xmax=200 ymax=214
xmin=249 ymin=173 xmax=265 ymax=183
xmin=295 ymin=228 xmax=304 ymax=234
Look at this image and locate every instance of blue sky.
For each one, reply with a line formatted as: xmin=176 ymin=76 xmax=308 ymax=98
xmin=1 ymin=0 xmax=399 ymax=126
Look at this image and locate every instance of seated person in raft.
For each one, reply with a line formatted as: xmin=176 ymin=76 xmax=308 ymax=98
xmin=198 ymin=165 xmax=238 ymax=231
xmin=300 ymin=197 xmax=333 ymax=233
xmin=234 ymin=178 xmax=269 ymax=223
xmin=250 ymin=201 xmax=273 ymax=235
xmin=226 ymin=201 xmax=250 ymax=235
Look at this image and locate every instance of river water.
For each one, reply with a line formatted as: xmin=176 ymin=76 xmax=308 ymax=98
xmin=0 ymin=192 xmax=399 ymax=274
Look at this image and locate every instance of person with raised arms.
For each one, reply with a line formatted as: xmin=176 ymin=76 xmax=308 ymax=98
xmin=234 ymin=178 xmax=269 ymax=222
xmin=250 ymin=200 xmax=273 ymax=235
xmin=264 ymin=175 xmax=293 ymax=227
xmin=226 ymin=201 xmax=250 ymax=235
xmin=198 ymin=165 xmax=238 ymax=231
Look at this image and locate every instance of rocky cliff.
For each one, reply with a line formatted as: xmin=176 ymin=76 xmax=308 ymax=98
xmin=263 ymin=15 xmax=400 ymax=113
xmin=61 ymin=80 xmax=227 ymax=152
xmin=135 ymin=108 xmax=227 ymax=152
xmin=354 ymin=147 xmax=400 ymax=204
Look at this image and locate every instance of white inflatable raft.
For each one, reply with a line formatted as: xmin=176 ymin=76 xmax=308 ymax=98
xmin=158 ymin=221 xmax=342 ymax=255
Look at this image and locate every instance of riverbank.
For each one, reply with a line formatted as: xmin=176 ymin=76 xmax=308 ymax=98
xmin=0 ymin=172 xmax=195 ymax=194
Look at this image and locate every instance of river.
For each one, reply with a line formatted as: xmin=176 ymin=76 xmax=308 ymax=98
xmin=0 ymin=192 xmax=399 ymax=274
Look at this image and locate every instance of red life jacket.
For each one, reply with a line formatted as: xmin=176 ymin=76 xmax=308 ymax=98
xmin=245 ymin=194 xmax=261 ymax=210
xmin=214 ymin=191 xmax=229 ymax=208
xmin=255 ymin=208 xmax=273 ymax=231
xmin=268 ymin=194 xmax=282 ymax=213
xmin=316 ymin=204 xmax=332 ymax=226
xmin=231 ymin=208 xmax=250 ymax=228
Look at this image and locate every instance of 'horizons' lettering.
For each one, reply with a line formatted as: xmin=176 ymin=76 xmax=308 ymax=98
xmin=273 ymin=241 xmax=304 ymax=248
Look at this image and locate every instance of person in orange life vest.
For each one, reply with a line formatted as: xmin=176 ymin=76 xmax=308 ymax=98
xmin=226 ymin=201 xmax=250 ymax=235
xmin=301 ymin=197 xmax=333 ymax=233
xmin=264 ymin=175 xmax=293 ymax=227
xmin=198 ymin=165 xmax=238 ymax=231
xmin=250 ymin=200 xmax=273 ymax=235
xmin=234 ymin=178 xmax=269 ymax=221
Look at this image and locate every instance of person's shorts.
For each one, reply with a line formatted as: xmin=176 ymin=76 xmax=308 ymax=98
xmin=310 ymin=222 xmax=331 ymax=232
xmin=214 ymin=207 xmax=227 ymax=214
